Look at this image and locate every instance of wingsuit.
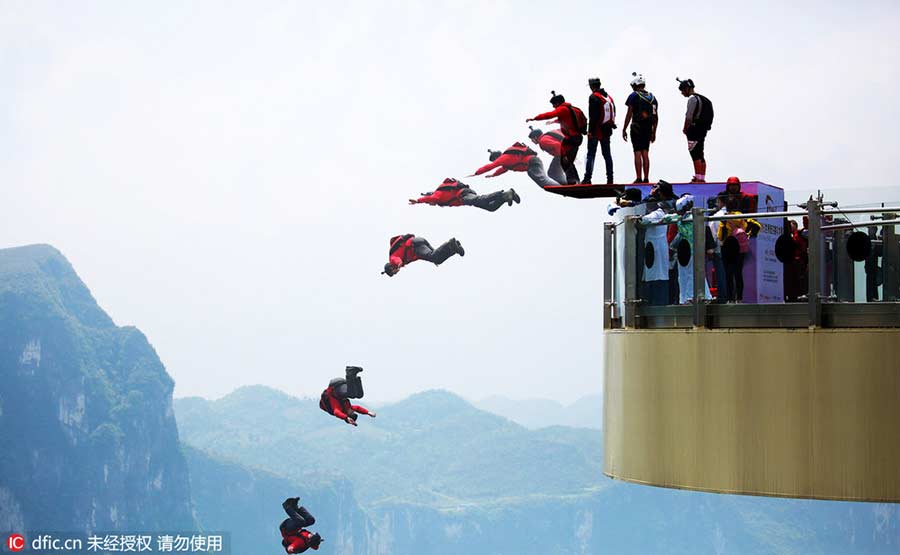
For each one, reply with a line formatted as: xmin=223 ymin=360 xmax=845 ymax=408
xmin=319 ymin=366 xmax=375 ymax=426
xmin=527 ymin=91 xmax=587 ymax=184
xmin=528 ymin=127 xmax=567 ymax=184
xmin=279 ymin=498 xmax=322 ymax=553
xmin=473 ymin=142 xmax=560 ymax=189
xmin=410 ymin=178 xmax=520 ymax=211
xmin=382 ymin=234 xmax=464 ymax=277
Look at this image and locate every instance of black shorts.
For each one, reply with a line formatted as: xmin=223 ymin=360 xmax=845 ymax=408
xmin=688 ymin=137 xmax=705 ymax=161
xmin=630 ymin=122 xmax=651 ymax=152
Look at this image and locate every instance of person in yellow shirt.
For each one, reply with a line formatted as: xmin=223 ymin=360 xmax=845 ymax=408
xmin=717 ymin=197 xmax=761 ymax=302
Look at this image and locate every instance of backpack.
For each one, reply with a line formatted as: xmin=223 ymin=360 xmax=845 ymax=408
xmin=693 ymin=93 xmax=714 ymax=131
xmin=734 ymin=227 xmax=750 ymax=254
xmin=632 ymin=91 xmax=656 ymax=123
xmin=566 ymin=104 xmax=588 ymax=135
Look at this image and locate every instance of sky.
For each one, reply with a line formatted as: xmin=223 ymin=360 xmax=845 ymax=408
xmin=2 ymin=0 xmax=900 ymax=403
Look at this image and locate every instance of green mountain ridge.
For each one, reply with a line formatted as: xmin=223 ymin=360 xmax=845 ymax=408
xmin=177 ymin=383 xmax=900 ymax=555
xmin=0 ymin=244 xmax=194 ymax=532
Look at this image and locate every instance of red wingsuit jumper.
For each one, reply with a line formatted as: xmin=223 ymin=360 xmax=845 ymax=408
xmin=531 ymin=103 xmax=583 ymax=138
xmin=281 ymin=530 xmax=318 ymax=554
xmin=473 ymin=143 xmax=535 ymax=178
xmin=388 ymin=234 xmax=418 ymax=269
xmin=413 ymin=178 xmax=469 ymax=206
xmin=531 ymin=102 xmax=586 ymax=184
xmin=320 ymin=386 xmax=371 ymax=422
xmin=537 ymin=131 xmax=564 ymax=158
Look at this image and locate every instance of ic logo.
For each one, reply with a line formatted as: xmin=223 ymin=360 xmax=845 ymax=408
xmin=6 ymin=534 xmax=25 ymax=552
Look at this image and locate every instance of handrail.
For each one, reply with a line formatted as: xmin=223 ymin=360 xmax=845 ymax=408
xmin=821 ymin=219 xmax=900 ymax=231
xmin=823 ymin=206 xmax=900 ymax=216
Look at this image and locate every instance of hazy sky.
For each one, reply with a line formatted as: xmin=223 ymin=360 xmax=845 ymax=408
xmin=3 ymin=1 xmax=900 ymax=402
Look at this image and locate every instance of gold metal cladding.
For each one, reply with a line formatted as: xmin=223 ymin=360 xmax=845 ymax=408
xmin=603 ymin=328 xmax=900 ymax=502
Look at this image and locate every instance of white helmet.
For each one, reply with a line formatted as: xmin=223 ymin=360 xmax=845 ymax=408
xmin=630 ymin=72 xmax=645 ymax=87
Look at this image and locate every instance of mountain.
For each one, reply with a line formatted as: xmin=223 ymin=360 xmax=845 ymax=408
xmin=176 ymin=387 xmax=604 ymax=510
xmin=474 ymin=394 xmax=603 ymax=430
xmin=0 ymin=244 xmax=194 ymax=532
xmin=176 ymin=385 xmax=900 ymax=554
xmin=185 ymin=445 xmax=369 ymax=555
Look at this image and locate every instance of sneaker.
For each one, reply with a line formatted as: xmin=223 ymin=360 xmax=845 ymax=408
xmin=690 ymin=177 xmax=706 ymax=183
xmin=510 ymin=189 xmax=521 ymax=204
xmin=581 ymin=178 xmax=593 ymax=185
xmin=607 ymin=178 xmax=614 ymax=185
xmin=454 ymin=239 xmax=465 ymax=257
xmin=346 ymin=366 xmax=363 ymax=376
xmin=633 ymin=178 xmax=643 ymax=184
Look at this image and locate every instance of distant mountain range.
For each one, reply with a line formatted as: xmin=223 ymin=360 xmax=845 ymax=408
xmin=177 ymin=386 xmax=900 ymax=555
xmin=3 ymin=243 xmax=900 ymax=554
xmin=474 ymin=394 xmax=603 ymax=430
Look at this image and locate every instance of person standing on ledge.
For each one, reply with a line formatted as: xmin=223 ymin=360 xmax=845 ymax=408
xmin=584 ymin=77 xmax=616 ymax=185
xmin=622 ymin=72 xmax=658 ymax=184
xmin=678 ymin=77 xmax=714 ymax=183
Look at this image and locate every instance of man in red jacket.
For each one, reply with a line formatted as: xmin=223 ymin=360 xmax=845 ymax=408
xmin=409 ymin=178 xmax=520 ymax=212
xmin=279 ymin=497 xmax=322 ymax=553
xmin=382 ymin=234 xmax=464 ymax=277
xmin=319 ymin=366 xmax=376 ymax=426
xmin=472 ymin=142 xmax=559 ymax=189
xmin=528 ymin=127 xmax=567 ymax=184
xmin=526 ymin=91 xmax=587 ymax=184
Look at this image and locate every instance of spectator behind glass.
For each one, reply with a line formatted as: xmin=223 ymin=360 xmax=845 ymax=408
xmin=718 ymin=196 xmax=761 ymax=302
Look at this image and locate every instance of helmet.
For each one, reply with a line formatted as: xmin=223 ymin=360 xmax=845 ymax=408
xmin=630 ymin=72 xmax=645 ymax=87
xmin=329 ymin=377 xmax=346 ymax=388
xmin=550 ymin=90 xmax=565 ymax=105
xmin=677 ymin=77 xmax=694 ymax=91
xmin=528 ymin=126 xmax=543 ymax=140
xmin=488 ymin=149 xmax=501 ymax=161
xmin=588 ymin=77 xmax=602 ymax=88
xmin=726 ymin=176 xmax=741 ymax=186
xmin=382 ymin=262 xmax=397 ymax=276
xmin=675 ymin=194 xmax=694 ymax=213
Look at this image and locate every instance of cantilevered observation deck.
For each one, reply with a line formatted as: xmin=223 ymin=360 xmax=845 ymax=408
xmin=595 ymin=183 xmax=900 ymax=502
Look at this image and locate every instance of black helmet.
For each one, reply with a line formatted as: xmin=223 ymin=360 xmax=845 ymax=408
xmin=382 ymin=262 xmax=397 ymax=276
xmin=528 ymin=126 xmax=543 ymax=140
xmin=676 ymin=77 xmax=694 ymax=91
xmin=550 ymin=90 xmax=565 ymax=106
xmin=488 ymin=149 xmax=501 ymax=161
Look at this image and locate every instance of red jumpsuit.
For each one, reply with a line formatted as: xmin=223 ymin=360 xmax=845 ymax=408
xmin=413 ymin=179 xmax=469 ymax=206
xmin=473 ymin=143 xmax=535 ymax=177
xmin=537 ymin=131 xmax=564 ymax=157
xmin=281 ymin=530 xmax=319 ymax=553
xmin=530 ymin=103 xmax=585 ymax=184
xmin=320 ymin=387 xmax=371 ymax=421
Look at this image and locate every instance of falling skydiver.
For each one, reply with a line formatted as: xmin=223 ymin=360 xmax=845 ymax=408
xmin=382 ymin=234 xmax=464 ymax=277
xmin=472 ymin=142 xmax=559 ymax=189
xmin=409 ymin=178 xmax=520 ymax=211
xmin=279 ymin=497 xmax=322 ymax=553
xmin=319 ymin=366 xmax=376 ymax=426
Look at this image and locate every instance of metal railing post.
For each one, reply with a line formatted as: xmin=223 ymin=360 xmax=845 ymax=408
xmin=807 ymin=200 xmax=823 ymax=327
xmin=624 ymin=216 xmax=638 ymax=328
xmin=692 ymin=207 xmax=707 ymax=328
xmin=603 ymin=222 xmax=614 ymax=329
xmin=883 ymin=214 xmax=899 ymax=301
